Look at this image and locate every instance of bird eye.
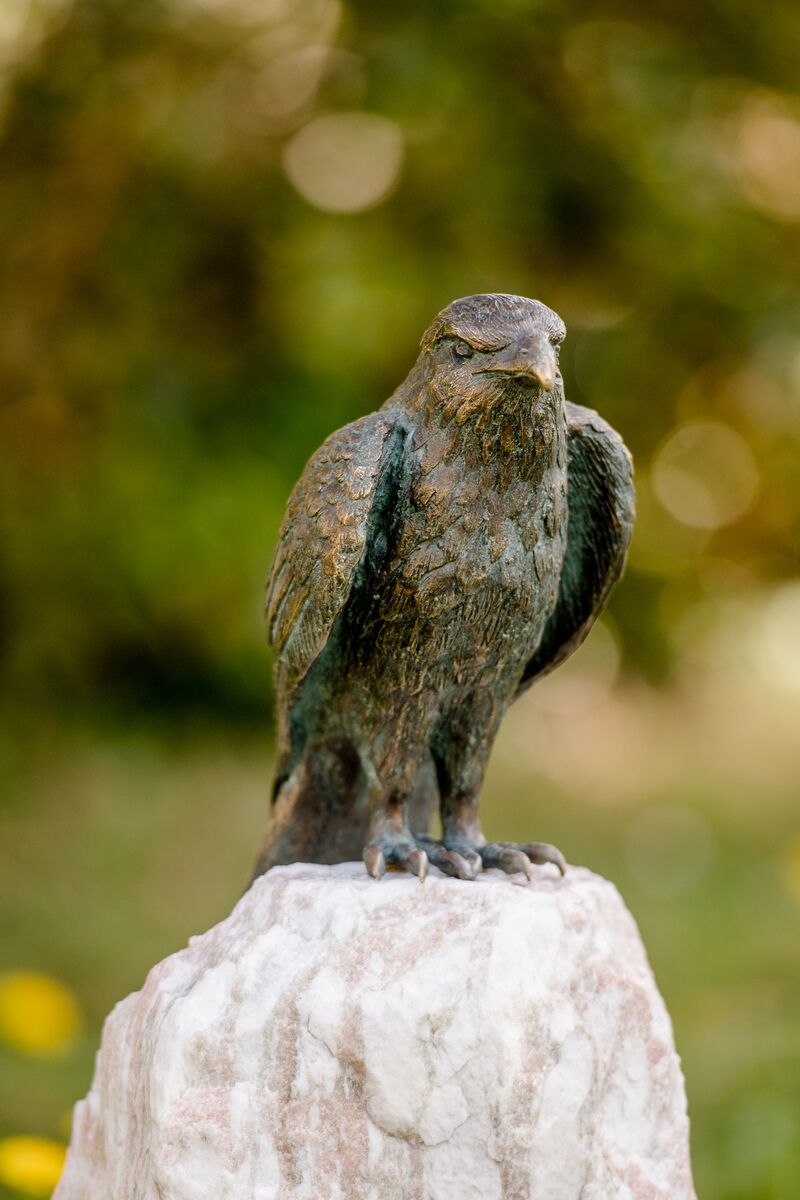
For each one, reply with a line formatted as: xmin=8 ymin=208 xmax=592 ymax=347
xmin=453 ymin=339 xmax=473 ymax=359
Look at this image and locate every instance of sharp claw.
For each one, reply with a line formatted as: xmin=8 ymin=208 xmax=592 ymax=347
xmin=412 ymin=842 xmax=481 ymax=880
xmin=439 ymin=850 xmax=475 ymax=881
xmin=364 ymin=845 xmax=385 ymax=880
xmin=482 ymin=846 xmax=534 ymax=880
xmin=407 ymin=848 xmax=428 ymax=881
xmin=522 ymin=842 xmax=567 ymax=876
xmin=517 ymin=853 xmax=534 ymax=883
xmin=465 ymin=851 xmax=482 ymax=878
xmin=461 ymin=851 xmax=483 ymax=880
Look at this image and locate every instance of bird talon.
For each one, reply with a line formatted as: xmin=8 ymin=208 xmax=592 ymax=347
xmin=408 ymin=848 xmax=428 ymax=881
xmin=521 ymin=842 xmax=567 ymax=876
xmin=364 ymin=845 xmax=386 ymax=880
xmin=456 ymin=851 xmax=482 ymax=880
xmin=365 ymin=835 xmax=565 ymax=883
xmin=477 ymin=841 xmax=565 ymax=881
xmin=440 ymin=850 xmax=478 ymax=881
xmin=416 ymin=840 xmax=481 ymax=880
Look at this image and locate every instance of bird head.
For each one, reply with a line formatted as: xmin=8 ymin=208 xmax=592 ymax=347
xmin=418 ymin=294 xmax=565 ymax=418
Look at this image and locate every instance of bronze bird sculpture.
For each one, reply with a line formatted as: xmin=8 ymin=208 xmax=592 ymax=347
xmin=253 ymin=294 xmax=634 ymax=884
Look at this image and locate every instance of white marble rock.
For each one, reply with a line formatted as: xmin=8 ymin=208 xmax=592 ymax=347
xmin=56 ymin=862 xmax=696 ymax=1200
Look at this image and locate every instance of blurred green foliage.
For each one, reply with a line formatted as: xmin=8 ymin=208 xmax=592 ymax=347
xmin=1 ymin=1 xmax=799 ymax=1197
xmin=1 ymin=0 xmax=799 ymax=729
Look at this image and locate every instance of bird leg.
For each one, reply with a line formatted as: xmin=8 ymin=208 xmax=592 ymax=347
xmin=362 ymin=762 xmax=566 ymax=883
xmin=363 ymin=797 xmax=429 ymax=881
xmin=362 ymin=775 xmax=482 ymax=882
xmin=440 ymin=791 xmax=567 ymax=880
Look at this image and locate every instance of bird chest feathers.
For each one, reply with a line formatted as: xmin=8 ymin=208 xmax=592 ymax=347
xmin=381 ymin=395 xmax=568 ymax=652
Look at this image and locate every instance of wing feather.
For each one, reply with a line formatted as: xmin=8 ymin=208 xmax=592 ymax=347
xmin=516 ymin=402 xmax=634 ymax=694
xmin=266 ymin=411 xmax=400 ymax=701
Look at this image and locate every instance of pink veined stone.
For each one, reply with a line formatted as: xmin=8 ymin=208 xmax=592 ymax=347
xmin=56 ymin=863 xmax=696 ymax=1200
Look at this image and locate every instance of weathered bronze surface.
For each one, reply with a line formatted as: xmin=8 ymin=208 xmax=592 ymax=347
xmin=252 ymin=294 xmax=634 ymax=883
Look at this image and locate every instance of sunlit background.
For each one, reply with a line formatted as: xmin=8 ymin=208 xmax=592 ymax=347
xmin=1 ymin=1 xmax=799 ymax=1197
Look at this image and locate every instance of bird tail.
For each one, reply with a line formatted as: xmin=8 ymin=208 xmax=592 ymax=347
xmin=249 ymin=738 xmax=369 ymax=884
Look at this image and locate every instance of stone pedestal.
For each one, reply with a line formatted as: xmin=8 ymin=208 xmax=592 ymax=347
xmin=56 ymin=862 xmax=696 ymax=1200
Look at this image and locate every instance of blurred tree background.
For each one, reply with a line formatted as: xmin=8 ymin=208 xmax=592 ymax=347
xmin=1 ymin=0 xmax=799 ymax=1196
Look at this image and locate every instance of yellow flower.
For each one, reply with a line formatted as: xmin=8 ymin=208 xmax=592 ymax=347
xmin=0 ymin=971 xmax=82 ymax=1056
xmin=0 ymin=1136 xmax=66 ymax=1197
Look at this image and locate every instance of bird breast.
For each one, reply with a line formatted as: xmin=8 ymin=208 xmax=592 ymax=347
xmin=376 ymin=402 xmax=568 ymax=644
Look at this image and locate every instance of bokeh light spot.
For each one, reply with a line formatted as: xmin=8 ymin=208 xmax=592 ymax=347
xmin=0 ymin=971 xmax=82 ymax=1056
xmin=749 ymin=582 xmax=800 ymax=697
xmin=624 ymin=804 xmax=715 ymax=896
xmin=283 ymin=112 xmax=404 ymax=213
xmin=735 ymin=93 xmax=800 ymax=222
xmin=0 ymin=1136 xmax=66 ymax=1197
xmin=652 ymin=419 xmax=758 ymax=530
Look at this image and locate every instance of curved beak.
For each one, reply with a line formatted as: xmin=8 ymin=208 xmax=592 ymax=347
xmin=478 ymin=334 xmax=557 ymax=391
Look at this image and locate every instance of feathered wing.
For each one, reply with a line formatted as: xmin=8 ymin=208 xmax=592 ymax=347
xmin=516 ymin=402 xmax=634 ymax=695
xmin=266 ymin=411 xmax=401 ymax=721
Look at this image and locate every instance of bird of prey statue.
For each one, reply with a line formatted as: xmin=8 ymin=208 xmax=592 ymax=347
xmin=252 ymin=294 xmax=634 ymax=884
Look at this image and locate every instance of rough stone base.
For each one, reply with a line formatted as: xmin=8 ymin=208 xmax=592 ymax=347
xmin=56 ymin=862 xmax=696 ymax=1200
